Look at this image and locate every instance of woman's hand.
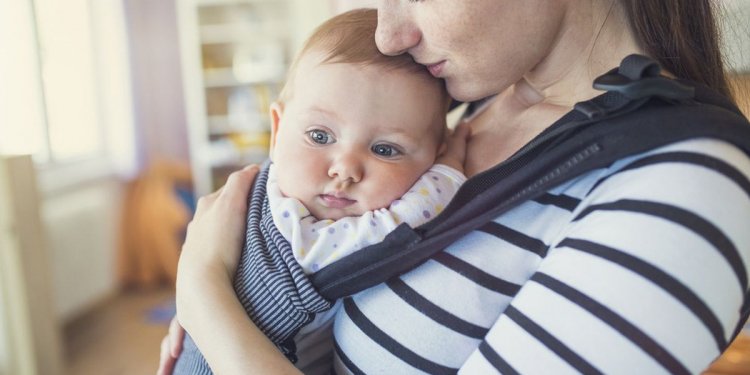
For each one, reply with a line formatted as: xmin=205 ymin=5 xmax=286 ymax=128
xmin=156 ymin=316 xmax=185 ymax=375
xmin=176 ymin=164 xmax=259 ymax=288
xmin=176 ymin=163 xmax=259 ymax=334
xmin=162 ymin=165 xmax=299 ymax=374
xmin=157 ymin=165 xmax=258 ymax=375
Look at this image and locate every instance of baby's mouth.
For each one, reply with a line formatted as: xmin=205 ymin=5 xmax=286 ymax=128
xmin=319 ymin=194 xmax=357 ymax=209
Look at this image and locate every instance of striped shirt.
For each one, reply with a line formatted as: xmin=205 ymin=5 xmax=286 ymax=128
xmin=331 ymin=138 xmax=750 ymax=374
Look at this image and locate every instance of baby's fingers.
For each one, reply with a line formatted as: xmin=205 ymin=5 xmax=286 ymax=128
xmin=446 ymin=122 xmax=471 ymax=152
xmin=444 ymin=122 xmax=471 ymax=156
xmin=436 ymin=123 xmax=471 ymax=172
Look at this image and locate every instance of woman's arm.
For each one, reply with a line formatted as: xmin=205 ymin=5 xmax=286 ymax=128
xmin=178 ymin=263 xmax=300 ymax=375
xmin=456 ymin=139 xmax=750 ymax=373
xmin=170 ymin=165 xmax=300 ymax=375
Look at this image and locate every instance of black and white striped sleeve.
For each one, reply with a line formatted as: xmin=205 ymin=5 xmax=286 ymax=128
xmin=459 ymin=138 xmax=750 ymax=374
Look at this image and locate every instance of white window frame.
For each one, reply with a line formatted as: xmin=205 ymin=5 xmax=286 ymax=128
xmin=0 ymin=0 xmax=137 ymax=194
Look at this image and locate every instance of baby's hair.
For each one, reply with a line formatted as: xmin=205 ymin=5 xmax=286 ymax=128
xmin=278 ymin=8 xmax=447 ymax=105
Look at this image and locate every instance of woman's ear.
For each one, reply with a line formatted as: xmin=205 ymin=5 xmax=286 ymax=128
xmin=269 ymin=101 xmax=284 ymax=160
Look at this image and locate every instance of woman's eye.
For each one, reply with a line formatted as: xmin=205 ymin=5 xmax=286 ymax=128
xmin=307 ymin=129 xmax=334 ymax=144
xmin=371 ymin=144 xmax=401 ymax=157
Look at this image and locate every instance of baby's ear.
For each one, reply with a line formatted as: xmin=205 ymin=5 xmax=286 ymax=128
xmin=269 ymin=102 xmax=284 ymax=160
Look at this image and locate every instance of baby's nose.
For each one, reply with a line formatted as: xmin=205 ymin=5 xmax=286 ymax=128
xmin=328 ymin=154 xmax=363 ymax=184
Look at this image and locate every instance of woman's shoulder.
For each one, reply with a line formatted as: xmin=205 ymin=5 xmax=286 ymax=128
xmin=581 ymin=137 xmax=750 ymax=200
xmin=604 ymin=137 xmax=750 ymax=181
xmin=571 ymin=137 xmax=750 ymax=257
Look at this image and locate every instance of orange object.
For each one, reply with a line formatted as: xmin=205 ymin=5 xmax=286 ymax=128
xmin=117 ymin=160 xmax=193 ymax=289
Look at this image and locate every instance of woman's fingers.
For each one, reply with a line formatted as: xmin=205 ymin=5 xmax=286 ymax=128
xmin=218 ymin=164 xmax=260 ymax=205
xmin=155 ymin=316 xmax=185 ymax=375
xmin=175 ymin=166 xmax=259 ymax=350
xmin=157 ymin=335 xmax=176 ymax=375
xmin=168 ymin=316 xmax=185 ymax=357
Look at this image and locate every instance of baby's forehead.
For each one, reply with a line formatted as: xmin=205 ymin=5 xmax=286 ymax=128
xmin=299 ymin=50 xmax=441 ymax=85
xmin=289 ymin=54 xmax=447 ymax=141
xmin=360 ymin=115 xmax=446 ymax=145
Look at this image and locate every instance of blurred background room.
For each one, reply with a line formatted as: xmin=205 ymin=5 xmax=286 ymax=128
xmin=0 ymin=0 xmax=748 ymax=374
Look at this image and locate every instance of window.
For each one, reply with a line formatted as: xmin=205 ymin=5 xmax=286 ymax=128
xmin=0 ymin=0 xmax=47 ymax=158
xmin=0 ymin=0 xmax=136 ymax=189
xmin=34 ymin=0 xmax=104 ymax=162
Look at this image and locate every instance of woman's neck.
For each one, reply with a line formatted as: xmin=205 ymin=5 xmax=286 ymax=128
xmin=519 ymin=0 xmax=645 ymax=109
xmin=464 ymin=1 xmax=645 ymax=177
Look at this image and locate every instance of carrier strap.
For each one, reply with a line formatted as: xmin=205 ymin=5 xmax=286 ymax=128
xmin=309 ymin=56 xmax=750 ymax=337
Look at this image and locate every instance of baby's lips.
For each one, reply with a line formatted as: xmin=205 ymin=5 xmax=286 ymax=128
xmin=319 ymin=194 xmax=357 ymax=208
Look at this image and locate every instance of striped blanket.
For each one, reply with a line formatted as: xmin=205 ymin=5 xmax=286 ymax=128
xmin=173 ymin=164 xmax=333 ymax=374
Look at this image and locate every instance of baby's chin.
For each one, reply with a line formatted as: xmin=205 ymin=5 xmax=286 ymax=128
xmin=299 ymin=193 xmax=405 ymax=222
xmin=306 ymin=198 xmax=395 ymax=222
xmin=307 ymin=205 xmax=365 ymax=222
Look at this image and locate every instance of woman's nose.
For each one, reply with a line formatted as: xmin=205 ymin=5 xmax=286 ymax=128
xmin=375 ymin=2 xmax=421 ymax=56
xmin=328 ymin=153 xmax=364 ymax=185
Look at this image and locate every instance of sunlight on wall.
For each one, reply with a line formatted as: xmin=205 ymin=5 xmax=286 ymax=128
xmin=0 ymin=0 xmax=47 ymax=158
xmin=94 ymin=0 xmax=138 ymax=179
xmin=34 ymin=0 xmax=103 ymax=161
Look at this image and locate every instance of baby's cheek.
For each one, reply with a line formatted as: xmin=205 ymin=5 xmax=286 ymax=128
xmin=364 ymin=175 xmax=415 ymax=210
xmin=276 ymin=168 xmax=308 ymax=201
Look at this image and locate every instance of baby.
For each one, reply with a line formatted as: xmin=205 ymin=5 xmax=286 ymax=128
xmin=174 ymin=9 xmax=467 ymax=375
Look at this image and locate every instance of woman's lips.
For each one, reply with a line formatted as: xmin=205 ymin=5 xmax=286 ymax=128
xmin=319 ymin=194 xmax=356 ymax=209
xmin=426 ymin=61 xmax=446 ymax=77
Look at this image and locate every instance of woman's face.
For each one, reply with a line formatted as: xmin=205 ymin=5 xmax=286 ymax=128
xmin=375 ymin=0 xmax=568 ymax=102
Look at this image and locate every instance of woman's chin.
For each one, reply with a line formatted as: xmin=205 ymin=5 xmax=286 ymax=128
xmin=446 ymin=79 xmax=496 ymax=103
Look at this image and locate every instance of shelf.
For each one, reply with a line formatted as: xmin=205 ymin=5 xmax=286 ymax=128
xmin=207 ymin=138 xmax=269 ymax=168
xmin=180 ymin=0 xmax=327 ymax=196
xmin=207 ymin=114 xmax=269 ymax=135
xmin=196 ymin=0 xmax=280 ymax=6
xmin=203 ymin=68 xmax=283 ymax=88
xmin=200 ymin=24 xmax=286 ymax=44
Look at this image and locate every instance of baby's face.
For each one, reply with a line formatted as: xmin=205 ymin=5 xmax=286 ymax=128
xmin=270 ymin=55 xmax=446 ymax=220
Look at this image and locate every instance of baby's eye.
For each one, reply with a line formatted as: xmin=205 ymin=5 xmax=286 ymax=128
xmin=371 ymin=144 xmax=401 ymax=157
xmin=307 ymin=129 xmax=334 ymax=145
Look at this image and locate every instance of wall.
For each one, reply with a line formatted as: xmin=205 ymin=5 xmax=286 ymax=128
xmin=34 ymin=0 xmax=135 ymax=322
xmin=124 ymin=0 xmax=191 ymax=168
xmin=0 ymin=156 xmax=65 ymax=375
xmin=0 ymin=282 xmax=5 ymax=375
xmin=0 ymin=159 xmax=33 ymax=375
xmin=42 ymin=179 xmax=124 ymax=320
xmin=723 ymin=0 xmax=750 ymax=73
xmin=333 ymin=0 xmax=377 ymax=13
xmin=732 ymin=75 xmax=750 ymax=116
xmin=0 ymin=0 xmax=134 ymax=327
xmin=289 ymin=0 xmax=338 ymax=53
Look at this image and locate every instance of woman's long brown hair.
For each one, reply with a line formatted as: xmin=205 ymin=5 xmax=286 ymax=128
xmin=622 ymin=0 xmax=734 ymax=100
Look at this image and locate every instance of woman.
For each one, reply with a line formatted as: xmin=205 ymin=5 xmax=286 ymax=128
xmin=160 ymin=0 xmax=750 ymax=373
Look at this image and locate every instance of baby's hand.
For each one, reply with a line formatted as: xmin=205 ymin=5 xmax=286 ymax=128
xmin=435 ymin=122 xmax=470 ymax=173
